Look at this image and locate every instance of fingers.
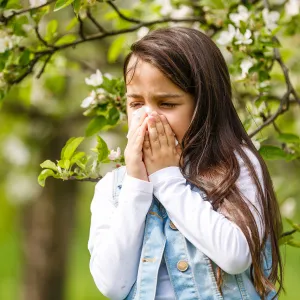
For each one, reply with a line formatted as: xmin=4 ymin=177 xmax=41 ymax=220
xmin=158 ymin=114 xmax=177 ymax=147
xmin=143 ymin=129 xmax=152 ymax=157
xmin=151 ymin=112 xmax=168 ymax=147
xmin=147 ymin=114 xmax=161 ymax=152
xmin=130 ymin=116 xmax=149 ymax=152
xmin=127 ymin=111 xmax=148 ymax=140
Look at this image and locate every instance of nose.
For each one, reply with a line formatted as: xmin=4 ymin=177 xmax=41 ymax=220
xmin=144 ymin=103 xmax=163 ymax=115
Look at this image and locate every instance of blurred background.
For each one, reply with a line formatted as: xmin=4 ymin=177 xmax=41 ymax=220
xmin=0 ymin=0 xmax=299 ymax=299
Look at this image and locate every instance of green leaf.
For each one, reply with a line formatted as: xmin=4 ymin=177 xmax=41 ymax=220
xmin=0 ymin=0 xmax=9 ymax=8
xmin=70 ymin=151 xmax=86 ymax=167
xmin=95 ymin=135 xmax=109 ymax=162
xmin=54 ymin=0 xmax=75 ymax=12
xmin=73 ymin=0 xmax=81 ymax=15
xmin=61 ymin=137 xmax=85 ymax=160
xmin=2 ymin=0 xmax=22 ymax=9
xmin=277 ymin=133 xmax=300 ymax=144
xmin=74 ymin=158 xmax=87 ymax=169
xmin=65 ymin=17 xmax=78 ymax=31
xmin=107 ymin=106 xmax=120 ymax=125
xmin=258 ymin=70 xmax=270 ymax=82
xmin=199 ymin=0 xmax=225 ymax=9
xmin=57 ymin=159 xmax=70 ymax=169
xmin=55 ymin=34 xmax=77 ymax=46
xmin=11 ymin=15 xmax=28 ymax=36
xmin=286 ymin=218 xmax=300 ymax=232
xmin=287 ymin=240 xmax=300 ymax=248
xmin=38 ymin=169 xmax=55 ymax=187
xmin=108 ymin=35 xmax=126 ymax=63
xmin=40 ymin=160 xmax=58 ymax=172
xmin=85 ymin=116 xmax=107 ymax=137
xmin=279 ymin=234 xmax=293 ymax=246
xmin=30 ymin=5 xmax=50 ymax=23
xmin=259 ymin=145 xmax=288 ymax=160
xmin=46 ymin=19 xmax=58 ymax=41
xmin=19 ymin=50 xmax=32 ymax=66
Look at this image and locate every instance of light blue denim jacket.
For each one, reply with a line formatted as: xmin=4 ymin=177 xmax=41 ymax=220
xmin=112 ymin=166 xmax=277 ymax=300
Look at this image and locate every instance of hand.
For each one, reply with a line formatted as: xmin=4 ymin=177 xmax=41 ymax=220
xmin=142 ymin=111 xmax=182 ymax=176
xmin=124 ymin=111 xmax=150 ymax=181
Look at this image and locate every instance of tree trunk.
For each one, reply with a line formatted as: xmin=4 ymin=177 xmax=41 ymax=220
xmin=20 ymin=124 xmax=79 ymax=300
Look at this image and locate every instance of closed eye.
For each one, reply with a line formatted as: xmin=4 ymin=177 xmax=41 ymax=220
xmin=129 ymin=103 xmax=177 ymax=108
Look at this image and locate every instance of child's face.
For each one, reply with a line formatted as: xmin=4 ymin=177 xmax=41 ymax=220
xmin=125 ymin=56 xmax=195 ymax=144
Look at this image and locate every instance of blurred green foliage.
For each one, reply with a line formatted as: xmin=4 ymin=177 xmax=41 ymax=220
xmin=0 ymin=0 xmax=300 ymax=299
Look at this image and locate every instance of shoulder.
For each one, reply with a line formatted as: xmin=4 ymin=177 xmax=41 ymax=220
xmin=94 ymin=165 xmax=127 ymax=195
xmin=235 ymin=145 xmax=262 ymax=174
xmin=234 ymin=145 xmax=265 ymax=193
xmin=95 ymin=170 xmax=113 ymax=192
xmin=235 ymin=145 xmax=260 ymax=166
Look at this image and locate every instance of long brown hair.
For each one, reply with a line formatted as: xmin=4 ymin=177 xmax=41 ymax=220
xmin=122 ymin=26 xmax=284 ymax=299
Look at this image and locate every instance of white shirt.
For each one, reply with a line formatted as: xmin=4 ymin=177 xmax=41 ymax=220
xmin=88 ymin=147 xmax=264 ymax=300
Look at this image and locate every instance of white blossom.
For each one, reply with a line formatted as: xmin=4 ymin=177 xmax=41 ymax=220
xmin=216 ymin=24 xmax=236 ymax=45
xmin=240 ymin=58 xmax=255 ymax=79
xmin=280 ymin=197 xmax=296 ymax=218
xmin=229 ymin=5 xmax=250 ymax=27
xmin=158 ymin=0 xmax=173 ymax=15
xmin=108 ymin=147 xmax=121 ymax=161
xmin=137 ymin=27 xmax=150 ymax=40
xmin=2 ymin=10 xmax=15 ymax=18
xmin=79 ymin=9 xmax=87 ymax=19
xmin=96 ymin=88 xmax=107 ymax=102
xmin=29 ymin=0 xmax=47 ymax=8
xmin=170 ymin=5 xmax=193 ymax=18
xmin=81 ymin=90 xmax=97 ymax=108
xmin=2 ymin=136 xmax=30 ymax=166
xmin=262 ymin=8 xmax=280 ymax=31
xmin=0 ymin=35 xmax=13 ymax=53
xmin=103 ymin=72 xmax=113 ymax=80
xmin=285 ymin=0 xmax=300 ymax=16
xmin=156 ymin=0 xmax=192 ymax=18
xmin=85 ymin=69 xmax=103 ymax=86
xmin=22 ymin=24 xmax=34 ymax=32
xmin=234 ymin=29 xmax=253 ymax=45
xmin=6 ymin=172 xmax=41 ymax=204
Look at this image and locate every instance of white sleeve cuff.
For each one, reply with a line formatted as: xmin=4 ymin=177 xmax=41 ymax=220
xmin=122 ymin=173 xmax=154 ymax=194
xmin=148 ymin=166 xmax=184 ymax=186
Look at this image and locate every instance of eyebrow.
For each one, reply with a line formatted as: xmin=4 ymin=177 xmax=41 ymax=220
xmin=125 ymin=93 xmax=184 ymax=100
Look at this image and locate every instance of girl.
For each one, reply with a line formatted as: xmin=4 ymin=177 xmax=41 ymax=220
xmin=88 ymin=27 xmax=283 ymax=300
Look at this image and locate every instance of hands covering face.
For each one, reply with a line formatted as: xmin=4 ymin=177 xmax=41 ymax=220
xmin=142 ymin=111 xmax=182 ymax=176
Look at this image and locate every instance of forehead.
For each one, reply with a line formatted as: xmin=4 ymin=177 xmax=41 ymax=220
xmin=125 ymin=56 xmax=172 ymax=89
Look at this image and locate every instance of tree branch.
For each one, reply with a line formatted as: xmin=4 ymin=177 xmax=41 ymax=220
xmin=0 ymin=0 xmax=56 ymax=24
xmin=280 ymin=229 xmax=297 ymax=238
xmin=68 ymin=176 xmax=102 ymax=182
xmin=37 ymin=54 xmax=52 ymax=79
xmin=10 ymin=16 xmax=216 ymax=85
xmin=87 ymin=7 xmax=107 ymax=33
xmin=248 ymin=0 xmax=299 ymax=138
xmin=106 ymin=0 xmax=141 ymax=24
xmin=35 ymin=26 xmax=56 ymax=49
xmin=77 ymin=14 xmax=86 ymax=40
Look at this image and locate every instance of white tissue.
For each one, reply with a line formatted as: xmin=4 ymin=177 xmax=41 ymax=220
xmin=133 ymin=105 xmax=152 ymax=119
xmin=127 ymin=106 xmax=179 ymax=146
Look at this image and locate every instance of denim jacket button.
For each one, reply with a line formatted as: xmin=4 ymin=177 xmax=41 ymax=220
xmin=177 ymin=260 xmax=189 ymax=272
xmin=169 ymin=220 xmax=177 ymax=230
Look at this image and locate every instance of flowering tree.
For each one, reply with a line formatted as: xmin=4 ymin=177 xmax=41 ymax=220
xmin=1 ymin=0 xmax=300 ymax=299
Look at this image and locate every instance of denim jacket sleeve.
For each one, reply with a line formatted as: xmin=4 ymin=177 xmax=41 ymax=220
xmin=88 ymin=171 xmax=153 ymax=299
